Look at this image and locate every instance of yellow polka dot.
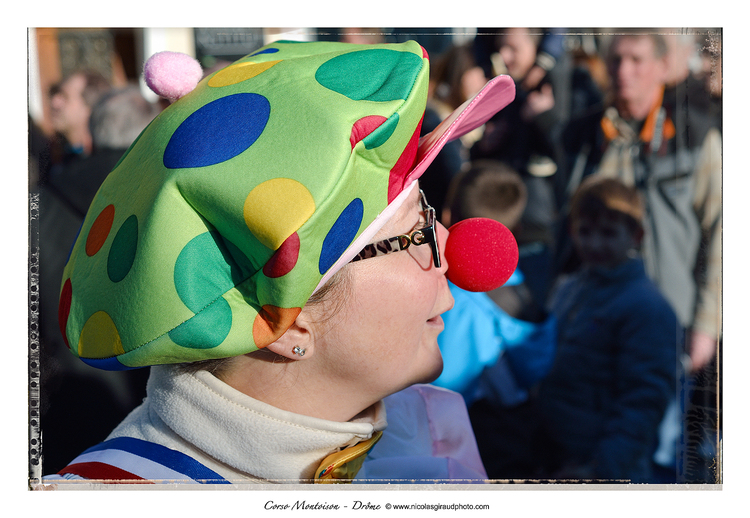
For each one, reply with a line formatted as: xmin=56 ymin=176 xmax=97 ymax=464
xmin=244 ymin=179 xmax=316 ymax=250
xmin=208 ymin=60 xmax=282 ymax=87
xmin=78 ymin=311 xmax=125 ymax=359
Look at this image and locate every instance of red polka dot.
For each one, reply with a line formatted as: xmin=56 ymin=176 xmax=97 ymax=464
xmin=263 ymin=232 xmax=300 ymax=278
xmin=58 ymin=278 xmax=72 ymax=349
xmin=387 ymin=118 xmax=423 ymax=203
xmin=252 ymin=306 xmax=301 ymax=349
xmin=350 ymin=115 xmax=387 ymax=149
xmin=86 ymin=205 xmax=115 ymax=256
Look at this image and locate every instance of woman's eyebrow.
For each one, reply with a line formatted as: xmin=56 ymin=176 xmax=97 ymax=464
xmin=406 ymin=215 xmax=422 ymax=233
xmin=405 ymin=195 xmax=423 ymax=231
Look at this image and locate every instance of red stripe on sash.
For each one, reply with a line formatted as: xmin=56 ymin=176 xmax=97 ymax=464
xmin=58 ymin=461 xmax=154 ymax=483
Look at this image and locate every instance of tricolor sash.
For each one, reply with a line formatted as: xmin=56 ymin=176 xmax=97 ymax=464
xmin=56 ymin=436 xmax=230 ymax=484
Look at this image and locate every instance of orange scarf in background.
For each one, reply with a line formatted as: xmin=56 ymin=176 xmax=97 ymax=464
xmin=601 ymin=86 xmax=676 ymax=147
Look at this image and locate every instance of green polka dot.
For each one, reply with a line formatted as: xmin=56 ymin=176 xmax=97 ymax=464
xmin=173 ymin=231 xmax=253 ymax=312
xmin=169 ymin=231 xmax=255 ymax=349
xmin=107 ymin=215 xmax=138 ymax=283
xmin=168 ymin=297 xmax=232 ymax=349
xmin=363 ymin=113 xmax=399 ymax=149
xmin=315 ymin=49 xmax=423 ymax=102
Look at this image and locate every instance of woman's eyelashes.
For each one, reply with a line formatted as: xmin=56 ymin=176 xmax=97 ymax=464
xmin=409 ymin=205 xmax=427 ymax=232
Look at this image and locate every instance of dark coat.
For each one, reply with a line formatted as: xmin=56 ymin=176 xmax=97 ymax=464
xmin=538 ymin=258 xmax=681 ymax=482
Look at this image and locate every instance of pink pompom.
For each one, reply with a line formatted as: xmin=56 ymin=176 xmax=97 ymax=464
xmin=143 ymin=51 xmax=203 ymax=100
xmin=445 ymin=218 xmax=519 ymax=292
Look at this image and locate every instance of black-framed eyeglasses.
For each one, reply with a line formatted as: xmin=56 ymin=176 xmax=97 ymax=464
xmin=350 ymin=189 xmax=441 ymax=268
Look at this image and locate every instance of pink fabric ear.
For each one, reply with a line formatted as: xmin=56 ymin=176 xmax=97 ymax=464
xmin=144 ymin=51 xmax=203 ymax=100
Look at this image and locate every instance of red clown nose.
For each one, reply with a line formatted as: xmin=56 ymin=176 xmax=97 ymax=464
xmin=445 ymin=218 xmax=519 ymax=292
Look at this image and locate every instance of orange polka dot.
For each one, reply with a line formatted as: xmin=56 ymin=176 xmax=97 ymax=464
xmin=252 ymin=305 xmax=301 ymax=348
xmin=86 ymin=205 xmax=115 ymax=256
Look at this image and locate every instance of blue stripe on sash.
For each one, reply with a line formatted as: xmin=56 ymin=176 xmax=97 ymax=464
xmin=83 ymin=437 xmax=230 ymax=484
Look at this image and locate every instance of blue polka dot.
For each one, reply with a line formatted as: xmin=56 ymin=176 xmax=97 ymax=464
xmin=250 ymin=48 xmax=279 ymax=56
xmin=164 ymin=93 xmax=270 ymax=169
xmin=319 ymin=198 xmax=363 ymax=274
xmin=80 ymin=356 xmax=136 ymax=371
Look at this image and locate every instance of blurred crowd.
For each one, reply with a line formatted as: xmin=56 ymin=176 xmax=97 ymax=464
xmin=29 ymin=28 xmax=722 ymax=483
xmin=420 ymin=28 xmax=722 ymax=484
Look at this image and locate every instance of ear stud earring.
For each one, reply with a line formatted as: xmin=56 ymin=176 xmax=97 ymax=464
xmin=292 ymin=346 xmax=306 ymax=357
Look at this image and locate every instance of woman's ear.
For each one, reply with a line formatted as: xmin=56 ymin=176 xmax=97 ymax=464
xmin=264 ymin=312 xmax=314 ymax=360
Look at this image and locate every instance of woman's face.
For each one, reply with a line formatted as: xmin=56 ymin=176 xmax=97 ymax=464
xmin=312 ymin=183 xmax=454 ymax=404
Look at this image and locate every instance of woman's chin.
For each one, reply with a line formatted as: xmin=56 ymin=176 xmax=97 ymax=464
xmin=416 ymin=352 xmax=444 ymax=385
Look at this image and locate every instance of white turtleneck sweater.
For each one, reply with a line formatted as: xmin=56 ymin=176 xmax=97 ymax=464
xmin=43 ymin=365 xmax=487 ymax=485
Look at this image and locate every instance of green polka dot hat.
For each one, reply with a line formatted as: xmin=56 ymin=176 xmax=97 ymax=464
xmin=58 ymin=40 xmax=515 ymax=370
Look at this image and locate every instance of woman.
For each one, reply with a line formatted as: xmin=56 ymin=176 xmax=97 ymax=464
xmin=43 ymin=39 xmax=515 ymax=485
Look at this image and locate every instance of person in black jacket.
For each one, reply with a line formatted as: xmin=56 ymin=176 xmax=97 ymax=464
xmin=38 ymin=85 xmax=161 ymax=474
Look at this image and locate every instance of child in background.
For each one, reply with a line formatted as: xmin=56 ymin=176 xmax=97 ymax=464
xmin=432 ymin=159 xmax=556 ymax=479
xmin=534 ymin=176 xmax=680 ymax=482
xmin=433 ymin=159 xmax=556 ymax=406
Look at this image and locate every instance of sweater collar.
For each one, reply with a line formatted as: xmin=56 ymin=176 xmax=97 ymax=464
xmin=147 ymin=365 xmax=386 ymax=482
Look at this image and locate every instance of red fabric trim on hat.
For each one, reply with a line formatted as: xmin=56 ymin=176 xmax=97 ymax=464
xmin=387 ymin=117 xmax=423 ymax=203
